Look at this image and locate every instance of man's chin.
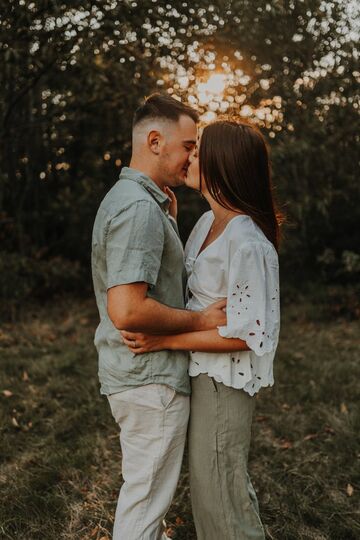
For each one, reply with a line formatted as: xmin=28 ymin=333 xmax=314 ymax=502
xmin=172 ymin=174 xmax=186 ymax=187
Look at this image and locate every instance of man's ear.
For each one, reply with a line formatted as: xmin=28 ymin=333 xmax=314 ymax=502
xmin=148 ymin=130 xmax=161 ymax=155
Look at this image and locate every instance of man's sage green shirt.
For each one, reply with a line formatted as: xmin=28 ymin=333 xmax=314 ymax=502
xmin=91 ymin=167 xmax=190 ymax=396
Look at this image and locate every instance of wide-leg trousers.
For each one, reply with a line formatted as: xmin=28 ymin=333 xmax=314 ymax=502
xmin=108 ymin=383 xmax=190 ymax=540
xmin=188 ymin=374 xmax=265 ymax=540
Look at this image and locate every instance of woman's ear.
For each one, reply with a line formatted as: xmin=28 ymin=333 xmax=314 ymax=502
xmin=148 ymin=130 xmax=161 ymax=155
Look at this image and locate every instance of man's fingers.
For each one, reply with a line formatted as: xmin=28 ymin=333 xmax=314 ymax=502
xmin=212 ymin=298 xmax=227 ymax=309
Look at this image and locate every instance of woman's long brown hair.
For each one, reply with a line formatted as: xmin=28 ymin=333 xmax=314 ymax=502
xmin=199 ymin=119 xmax=282 ymax=251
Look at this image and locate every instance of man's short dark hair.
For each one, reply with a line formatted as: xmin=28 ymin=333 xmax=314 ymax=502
xmin=133 ymin=93 xmax=199 ymax=128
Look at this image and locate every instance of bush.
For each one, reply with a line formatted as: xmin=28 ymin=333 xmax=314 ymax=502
xmin=317 ymin=249 xmax=360 ymax=284
xmin=0 ymin=252 xmax=88 ymax=320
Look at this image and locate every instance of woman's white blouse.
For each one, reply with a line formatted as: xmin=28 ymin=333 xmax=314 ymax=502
xmin=185 ymin=211 xmax=280 ymax=396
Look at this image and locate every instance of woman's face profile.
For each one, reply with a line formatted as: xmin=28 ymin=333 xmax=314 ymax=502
xmin=185 ymin=138 xmax=201 ymax=191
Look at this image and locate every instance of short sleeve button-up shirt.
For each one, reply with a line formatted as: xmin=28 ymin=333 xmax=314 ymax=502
xmin=91 ymin=167 xmax=190 ymax=396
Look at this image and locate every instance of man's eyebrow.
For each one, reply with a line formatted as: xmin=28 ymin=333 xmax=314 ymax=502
xmin=182 ymin=139 xmax=197 ymax=145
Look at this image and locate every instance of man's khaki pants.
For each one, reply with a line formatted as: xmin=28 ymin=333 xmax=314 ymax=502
xmin=107 ymin=384 xmax=190 ymax=540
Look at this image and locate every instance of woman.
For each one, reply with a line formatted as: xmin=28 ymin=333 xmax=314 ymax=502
xmin=122 ymin=119 xmax=281 ymax=540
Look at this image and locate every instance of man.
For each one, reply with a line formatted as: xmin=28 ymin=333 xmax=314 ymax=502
xmin=91 ymin=93 xmax=226 ymax=540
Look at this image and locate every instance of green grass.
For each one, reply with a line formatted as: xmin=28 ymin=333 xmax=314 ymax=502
xmin=0 ymin=295 xmax=359 ymax=539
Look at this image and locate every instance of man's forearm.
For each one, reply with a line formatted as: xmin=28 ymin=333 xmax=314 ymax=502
xmin=113 ymin=296 xmax=205 ymax=334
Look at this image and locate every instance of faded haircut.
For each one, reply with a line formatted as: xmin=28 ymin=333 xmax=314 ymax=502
xmin=133 ymin=93 xmax=199 ymax=129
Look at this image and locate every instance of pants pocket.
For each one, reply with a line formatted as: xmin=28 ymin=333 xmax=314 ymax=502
xmin=157 ymin=384 xmax=177 ymax=409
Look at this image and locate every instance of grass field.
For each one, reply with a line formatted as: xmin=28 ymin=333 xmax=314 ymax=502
xmin=0 ymin=294 xmax=359 ymax=539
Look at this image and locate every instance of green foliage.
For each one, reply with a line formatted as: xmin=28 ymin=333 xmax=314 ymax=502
xmin=0 ymin=252 xmax=86 ymax=319
xmin=317 ymin=248 xmax=360 ymax=283
xmin=174 ymin=0 xmax=360 ymax=281
xmin=0 ymin=0 xmax=358 ymax=291
xmin=0 ymin=0 xmax=211 ymax=264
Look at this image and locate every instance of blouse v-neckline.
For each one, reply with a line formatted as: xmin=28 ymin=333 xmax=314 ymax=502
xmin=195 ymin=213 xmax=249 ymax=260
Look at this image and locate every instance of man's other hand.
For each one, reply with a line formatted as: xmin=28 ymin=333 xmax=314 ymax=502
xmin=199 ymin=299 xmax=227 ymax=330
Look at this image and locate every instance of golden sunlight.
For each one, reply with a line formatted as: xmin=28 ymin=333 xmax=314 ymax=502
xmin=196 ymin=73 xmax=227 ymax=105
xmin=171 ymin=61 xmax=282 ymax=133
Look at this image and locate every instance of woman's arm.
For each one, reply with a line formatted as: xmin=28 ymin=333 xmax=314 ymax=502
xmin=121 ymin=329 xmax=250 ymax=355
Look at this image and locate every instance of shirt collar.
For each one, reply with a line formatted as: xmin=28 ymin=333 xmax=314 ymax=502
xmin=119 ymin=167 xmax=170 ymax=210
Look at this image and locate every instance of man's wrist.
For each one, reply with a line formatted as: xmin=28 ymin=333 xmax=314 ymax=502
xmin=192 ymin=311 xmax=207 ymax=332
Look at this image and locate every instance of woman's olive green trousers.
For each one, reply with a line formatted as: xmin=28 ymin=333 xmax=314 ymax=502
xmin=188 ymin=374 xmax=265 ymax=540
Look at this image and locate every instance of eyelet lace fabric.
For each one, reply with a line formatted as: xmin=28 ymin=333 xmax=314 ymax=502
xmin=185 ymin=211 xmax=280 ymax=396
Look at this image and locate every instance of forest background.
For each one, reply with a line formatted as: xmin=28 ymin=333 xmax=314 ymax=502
xmin=1 ymin=0 xmax=359 ymax=314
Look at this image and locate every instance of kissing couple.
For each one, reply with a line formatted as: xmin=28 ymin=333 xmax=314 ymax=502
xmin=92 ymin=93 xmax=281 ymax=540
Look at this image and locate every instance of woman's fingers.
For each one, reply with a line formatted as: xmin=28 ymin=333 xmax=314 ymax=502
xmin=164 ymin=186 xmax=176 ymax=200
xmin=126 ymin=341 xmax=146 ymax=355
xmin=120 ymin=330 xmax=141 ymax=348
xmin=121 ymin=332 xmax=148 ymax=354
xmin=120 ymin=330 xmax=137 ymax=340
xmin=122 ymin=338 xmax=143 ymax=354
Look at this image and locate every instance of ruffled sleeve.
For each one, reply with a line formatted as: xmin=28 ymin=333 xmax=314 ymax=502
xmin=218 ymin=241 xmax=280 ymax=356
